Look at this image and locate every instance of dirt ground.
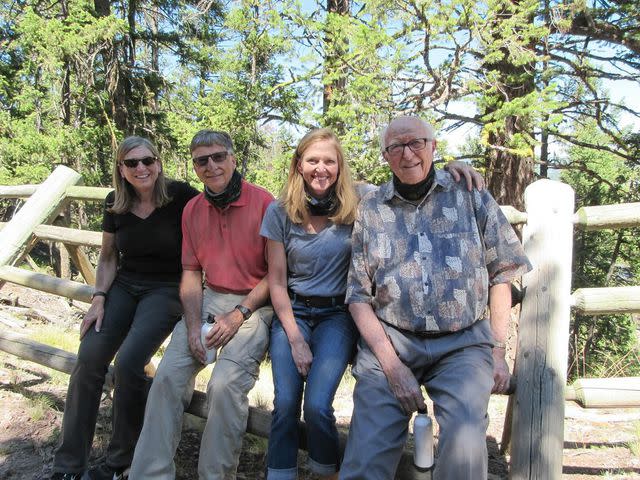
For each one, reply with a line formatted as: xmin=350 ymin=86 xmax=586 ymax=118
xmin=1 ymin=283 xmax=639 ymax=480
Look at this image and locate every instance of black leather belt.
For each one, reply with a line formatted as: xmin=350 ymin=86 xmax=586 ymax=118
xmin=288 ymin=290 xmax=346 ymax=308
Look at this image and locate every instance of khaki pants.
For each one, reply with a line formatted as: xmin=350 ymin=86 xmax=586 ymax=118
xmin=129 ymin=287 xmax=272 ymax=480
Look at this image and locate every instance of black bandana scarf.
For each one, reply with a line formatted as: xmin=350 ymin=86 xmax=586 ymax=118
xmin=306 ymin=188 xmax=338 ymax=216
xmin=204 ymin=169 xmax=242 ymax=209
xmin=393 ymin=163 xmax=436 ymax=201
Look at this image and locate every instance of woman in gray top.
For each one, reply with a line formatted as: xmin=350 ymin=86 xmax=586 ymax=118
xmin=260 ymin=128 xmax=483 ymax=480
xmin=260 ymin=128 xmax=358 ymax=480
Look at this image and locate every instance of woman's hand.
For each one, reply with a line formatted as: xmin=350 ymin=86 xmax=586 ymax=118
xmin=445 ymin=161 xmax=485 ymax=191
xmin=80 ymin=297 xmax=105 ymax=339
xmin=290 ymin=337 xmax=313 ymax=377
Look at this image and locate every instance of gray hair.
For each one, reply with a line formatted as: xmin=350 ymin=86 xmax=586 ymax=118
xmin=379 ymin=116 xmax=436 ymax=151
xmin=190 ymin=130 xmax=235 ymax=154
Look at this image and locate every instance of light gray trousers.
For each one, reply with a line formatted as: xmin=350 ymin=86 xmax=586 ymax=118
xmin=129 ymin=287 xmax=272 ymax=480
xmin=340 ymin=319 xmax=494 ymax=480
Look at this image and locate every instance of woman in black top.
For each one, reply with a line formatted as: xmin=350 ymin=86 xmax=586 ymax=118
xmin=50 ymin=137 xmax=199 ymax=480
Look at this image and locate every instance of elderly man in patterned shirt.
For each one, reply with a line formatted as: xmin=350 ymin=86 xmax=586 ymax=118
xmin=340 ymin=116 xmax=531 ymax=480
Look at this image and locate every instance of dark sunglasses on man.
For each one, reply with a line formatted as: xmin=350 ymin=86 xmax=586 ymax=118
xmin=121 ymin=156 xmax=157 ymax=168
xmin=192 ymin=151 xmax=228 ymax=167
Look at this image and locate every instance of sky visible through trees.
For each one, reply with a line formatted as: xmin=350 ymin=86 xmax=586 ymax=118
xmin=0 ymin=0 xmax=638 ymax=377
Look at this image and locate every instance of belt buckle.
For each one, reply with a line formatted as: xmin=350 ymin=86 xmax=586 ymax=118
xmin=304 ymin=298 xmax=312 ymax=307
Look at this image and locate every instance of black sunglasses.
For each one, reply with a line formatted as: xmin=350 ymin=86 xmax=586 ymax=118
xmin=192 ymin=151 xmax=228 ymax=167
xmin=122 ymin=156 xmax=157 ymax=168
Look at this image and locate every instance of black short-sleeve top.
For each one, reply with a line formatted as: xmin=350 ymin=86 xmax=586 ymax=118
xmin=102 ymin=180 xmax=199 ymax=283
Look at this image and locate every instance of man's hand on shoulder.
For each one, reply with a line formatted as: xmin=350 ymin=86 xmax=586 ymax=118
xmin=383 ymin=359 xmax=427 ymax=414
xmin=207 ymin=308 xmax=244 ymax=349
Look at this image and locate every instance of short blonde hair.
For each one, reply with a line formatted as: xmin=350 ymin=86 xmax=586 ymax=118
xmin=280 ymin=128 xmax=358 ymax=225
xmin=109 ymin=136 xmax=170 ymax=214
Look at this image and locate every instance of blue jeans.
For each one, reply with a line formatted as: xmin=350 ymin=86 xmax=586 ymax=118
xmin=266 ymin=303 xmax=358 ymax=479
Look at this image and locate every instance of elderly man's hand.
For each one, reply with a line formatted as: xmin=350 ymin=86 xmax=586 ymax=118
xmin=445 ymin=161 xmax=485 ymax=191
xmin=492 ymin=347 xmax=512 ymax=394
xmin=384 ymin=360 xmax=427 ymax=414
xmin=207 ymin=308 xmax=243 ymax=349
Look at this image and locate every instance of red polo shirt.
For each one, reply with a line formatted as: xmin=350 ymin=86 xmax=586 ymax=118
xmin=181 ymin=180 xmax=274 ymax=295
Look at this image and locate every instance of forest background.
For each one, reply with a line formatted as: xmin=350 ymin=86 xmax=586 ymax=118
xmin=0 ymin=0 xmax=638 ymax=380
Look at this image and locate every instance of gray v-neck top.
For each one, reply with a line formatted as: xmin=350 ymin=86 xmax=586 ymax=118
xmin=260 ymin=201 xmax=353 ymax=297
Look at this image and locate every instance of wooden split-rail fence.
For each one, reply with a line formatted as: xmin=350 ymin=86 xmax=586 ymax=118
xmin=0 ymin=165 xmax=639 ymax=479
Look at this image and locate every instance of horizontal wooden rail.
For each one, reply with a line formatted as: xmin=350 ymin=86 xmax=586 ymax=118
xmin=574 ymin=202 xmax=640 ymax=230
xmin=0 ymin=185 xmax=38 ymax=198
xmin=565 ymin=377 xmax=640 ymax=408
xmin=570 ymin=286 xmax=640 ymax=314
xmin=1 ymin=223 xmax=102 ymax=248
xmin=500 ymin=206 xmax=527 ymax=224
xmin=65 ymin=186 xmax=111 ymax=201
xmin=0 ymin=331 xmax=426 ymax=479
xmin=0 ymin=185 xmax=111 ymax=202
xmin=33 ymin=225 xmax=102 ymax=247
xmin=0 ymin=265 xmax=92 ymax=303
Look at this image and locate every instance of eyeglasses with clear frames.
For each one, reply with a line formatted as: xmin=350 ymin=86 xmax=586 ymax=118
xmin=384 ymin=138 xmax=431 ymax=158
xmin=192 ymin=151 xmax=228 ymax=167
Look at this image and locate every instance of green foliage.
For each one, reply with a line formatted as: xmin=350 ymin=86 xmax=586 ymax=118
xmin=562 ymin=122 xmax=640 ymax=379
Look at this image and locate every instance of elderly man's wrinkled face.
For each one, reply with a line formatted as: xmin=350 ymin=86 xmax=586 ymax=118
xmin=383 ymin=118 xmax=437 ymax=185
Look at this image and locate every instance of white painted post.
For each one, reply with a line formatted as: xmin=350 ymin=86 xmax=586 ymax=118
xmin=0 ymin=166 xmax=82 ymax=267
xmin=510 ymin=179 xmax=575 ymax=479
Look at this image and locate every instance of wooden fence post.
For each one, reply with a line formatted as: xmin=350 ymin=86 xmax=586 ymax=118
xmin=0 ymin=165 xmax=82 ymax=267
xmin=510 ymin=179 xmax=575 ymax=480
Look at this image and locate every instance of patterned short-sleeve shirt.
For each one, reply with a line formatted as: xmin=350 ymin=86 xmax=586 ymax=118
xmin=346 ymin=170 xmax=532 ymax=333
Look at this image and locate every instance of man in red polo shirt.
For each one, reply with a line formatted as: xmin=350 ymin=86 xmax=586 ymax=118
xmin=130 ymin=130 xmax=274 ymax=480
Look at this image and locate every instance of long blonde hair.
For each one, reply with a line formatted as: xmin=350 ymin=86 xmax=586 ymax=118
xmin=280 ymin=128 xmax=358 ymax=225
xmin=109 ymin=136 xmax=171 ymax=214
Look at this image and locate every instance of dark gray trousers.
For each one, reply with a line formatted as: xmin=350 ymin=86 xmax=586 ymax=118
xmin=53 ymin=275 xmax=182 ymax=473
xmin=340 ymin=319 xmax=494 ymax=480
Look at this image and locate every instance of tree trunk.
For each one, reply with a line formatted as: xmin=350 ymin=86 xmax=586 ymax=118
xmin=482 ymin=2 xmax=536 ymax=211
xmin=323 ymin=0 xmax=349 ymax=134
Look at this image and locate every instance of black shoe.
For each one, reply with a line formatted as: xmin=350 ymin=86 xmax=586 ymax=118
xmin=49 ymin=474 xmax=83 ymax=480
xmin=84 ymin=464 xmax=129 ymax=480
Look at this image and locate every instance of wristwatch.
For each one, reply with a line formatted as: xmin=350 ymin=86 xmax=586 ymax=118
xmin=234 ymin=304 xmax=252 ymax=320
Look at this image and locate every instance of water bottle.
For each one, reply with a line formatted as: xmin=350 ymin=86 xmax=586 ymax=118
xmin=200 ymin=314 xmax=217 ymax=364
xmin=413 ymin=408 xmax=434 ymax=470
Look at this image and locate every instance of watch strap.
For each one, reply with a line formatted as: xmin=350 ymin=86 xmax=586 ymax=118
xmin=234 ymin=304 xmax=252 ymax=320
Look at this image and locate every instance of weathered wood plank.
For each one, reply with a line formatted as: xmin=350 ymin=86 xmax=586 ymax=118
xmin=500 ymin=205 xmax=528 ymax=225
xmin=64 ymin=244 xmax=96 ymax=285
xmin=570 ymin=286 xmax=640 ymax=314
xmin=565 ymin=377 xmax=640 ymax=408
xmin=65 ymin=186 xmax=112 ymax=201
xmin=33 ymin=224 xmax=102 ymax=247
xmin=0 ymin=265 xmax=93 ymax=303
xmin=0 ymin=331 xmax=426 ymax=479
xmin=0 ymin=185 xmax=38 ymax=198
xmin=574 ymin=202 xmax=640 ymax=230
xmin=0 ymin=166 xmax=82 ymax=267
xmin=511 ymin=179 xmax=575 ymax=480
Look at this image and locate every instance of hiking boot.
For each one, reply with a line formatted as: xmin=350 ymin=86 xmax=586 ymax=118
xmin=83 ymin=463 xmax=129 ymax=480
xmin=49 ymin=474 xmax=83 ymax=480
